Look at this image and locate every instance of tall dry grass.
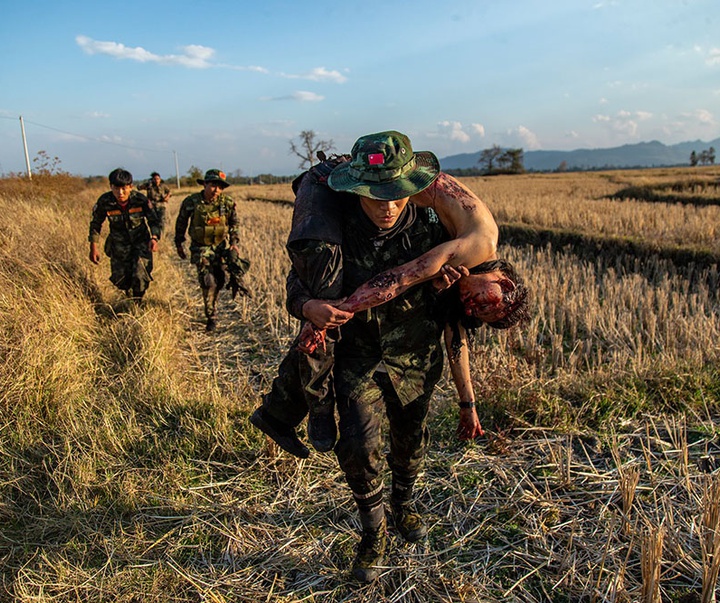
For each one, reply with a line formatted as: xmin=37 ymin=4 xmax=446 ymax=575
xmin=463 ymin=170 xmax=720 ymax=253
xmin=1 ymin=172 xmax=719 ymax=602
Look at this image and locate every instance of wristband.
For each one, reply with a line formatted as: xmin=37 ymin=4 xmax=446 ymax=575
xmin=458 ymin=401 xmax=475 ymax=409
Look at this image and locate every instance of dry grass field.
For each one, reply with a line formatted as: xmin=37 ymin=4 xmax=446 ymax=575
xmin=1 ymin=167 xmax=719 ymax=602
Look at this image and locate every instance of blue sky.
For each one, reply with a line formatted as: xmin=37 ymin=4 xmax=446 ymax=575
xmin=1 ymin=0 xmax=718 ymax=178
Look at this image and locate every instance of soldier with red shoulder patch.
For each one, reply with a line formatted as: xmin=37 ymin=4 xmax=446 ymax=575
xmin=88 ymin=167 xmax=160 ymax=300
xmin=174 ymin=169 xmax=251 ymax=332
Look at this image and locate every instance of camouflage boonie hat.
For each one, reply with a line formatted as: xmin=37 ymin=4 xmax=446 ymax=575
xmin=328 ymin=130 xmax=439 ymax=200
xmin=197 ymin=169 xmax=230 ymax=189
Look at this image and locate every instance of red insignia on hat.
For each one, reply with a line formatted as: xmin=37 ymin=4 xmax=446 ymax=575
xmin=219 ymin=171 xmax=226 ymax=180
xmin=367 ymin=153 xmax=385 ymax=165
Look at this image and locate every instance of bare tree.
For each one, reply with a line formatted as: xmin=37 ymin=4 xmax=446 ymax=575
xmin=289 ymin=130 xmax=334 ymax=170
xmin=478 ymin=145 xmax=504 ymax=174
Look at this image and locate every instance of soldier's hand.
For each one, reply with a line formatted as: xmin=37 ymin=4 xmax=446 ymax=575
xmin=432 ymin=264 xmax=469 ymax=292
xmin=89 ymin=243 xmax=100 ymax=265
xmin=302 ymin=299 xmax=354 ymax=329
xmin=149 ymin=238 xmax=159 ymax=253
xmin=176 ymin=243 xmax=187 ymax=259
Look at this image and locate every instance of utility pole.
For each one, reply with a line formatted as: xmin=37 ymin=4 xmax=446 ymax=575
xmin=19 ymin=116 xmax=32 ymax=180
xmin=173 ymin=150 xmax=180 ymax=188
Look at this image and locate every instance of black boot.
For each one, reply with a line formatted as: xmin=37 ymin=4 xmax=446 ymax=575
xmin=352 ymin=503 xmax=387 ymax=583
xmin=391 ymin=476 xmax=427 ymax=542
xmin=249 ymin=404 xmax=309 ymax=459
xmin=307 ymin=400 xmax=337 ymax=453
xmin=390 ymin=499 xmax=427 ymax=543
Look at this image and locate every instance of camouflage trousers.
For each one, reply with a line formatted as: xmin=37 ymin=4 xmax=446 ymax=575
xmin=106 ymin=239 xmax=153 ymax=296
xmin=153 ymin=202 xmax=167 ymax=235
xmin=333 ymin=362 xmax=441 ymax=498
xmin=261 ymin=330 xmax=337 ymax=427
xmin=190 ymin=243 xmax=250 ymax=319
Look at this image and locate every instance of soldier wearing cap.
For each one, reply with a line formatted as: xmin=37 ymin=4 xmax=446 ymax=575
xmin=174 ymin=169 xmax=250 ymax=332
xmin=89 ymin=167 xmax=160 ymax=300
xmin=253 ymin=130 xmax=528 ymax=450
xmin=255 ymin=131 xmax=525 ymax=582
xmin=137 ymin=172 xmax=171 ymax=233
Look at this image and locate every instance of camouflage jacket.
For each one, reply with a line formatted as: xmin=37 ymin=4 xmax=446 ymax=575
xmin=138 ymin=181 xmax=171 ymax=204
xmin=174 ymin=192 xmax=239 ymax=248
xmin=88 ymin=190 xmax=160 ymax=245
xmin=287 ymin=199 xmax=448 ymax=405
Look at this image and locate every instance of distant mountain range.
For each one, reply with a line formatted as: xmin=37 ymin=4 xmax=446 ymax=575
xmin=439 ymin=138 xmax=720 ymax=172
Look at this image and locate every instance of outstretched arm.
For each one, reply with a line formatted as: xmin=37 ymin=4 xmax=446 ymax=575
xmin=444 ymin=322 xmax=485 ymax=440
xmin=338 ymin=173 xmax=498 ymax=313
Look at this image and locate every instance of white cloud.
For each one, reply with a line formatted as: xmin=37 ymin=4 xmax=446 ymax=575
xmin=510 ymin=125 xmax=541 ymax=150
xmin=87 ymin=111 xmax=110 ymax=118
xmin=682 ymin=109 xmax=716 ymax=126
xmin=76 ymin=35 xmax=216 ymax=68
xmin=76 ymin=35 xmax=272 ymax=72
xmin=706 ymin=48 xmax=720 ymax=66
xmin=433 ymin=121 xmax=485 ymax=143
xmin=437 ymin=121 xmax=470 ymax=143
xmin=599 ymin=97 xmax=609 ymax=105
xmin=593 ymin=110 xmax=653 ymax=138
xmin=281 ymin=67 xmax=348 ymax=83
xmin=263 ymin=91 xmax=325 ymax=102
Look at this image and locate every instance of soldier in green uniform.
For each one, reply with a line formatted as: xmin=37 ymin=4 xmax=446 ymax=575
xmin=278 ymin=132 xmax=477 ymax=581
xmin=137 ymin=172 xmax=171 ymax=233
xmin=88 ymin=167 xmax=160 ymax=299
xmin=252 ymin=136 xmax=528 ymax=459
xmin=174 ymin=169 xmax=250 ymax=332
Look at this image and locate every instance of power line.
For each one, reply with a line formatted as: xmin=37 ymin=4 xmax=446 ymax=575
xmin=2 ymin=114 xmax=230 ymax=180
xmin=20 ymin=118 xmax=168 ymax=154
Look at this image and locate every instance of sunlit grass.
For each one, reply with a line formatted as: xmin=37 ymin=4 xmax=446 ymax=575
xmin=1 ymin=171 xmax=719 ymax=602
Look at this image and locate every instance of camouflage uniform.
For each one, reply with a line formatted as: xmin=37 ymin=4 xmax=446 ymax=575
xmin=174 ymin=191 xmax=250 ymax=321
xmin=285 ymin=198 xmax=447 ymax=503
xmin=261 ymin=159 xmax=349 ymax=444
xmin=89 ymin=189 xmax=160 ymax=296
xmin=137 ymin=179 xmax=171 ymax=232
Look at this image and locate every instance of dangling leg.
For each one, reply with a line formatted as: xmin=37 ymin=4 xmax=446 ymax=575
xmin=303 ymin=335 xmax=337 ymax=452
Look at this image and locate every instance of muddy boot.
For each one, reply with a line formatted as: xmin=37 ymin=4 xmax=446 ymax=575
xmin=307 ymin=399 xmax=337 ymax=453
xmin=352 ymin=504 xmax=387 ymax=583
xmin=249 ymin=404 xmax=310 ymax=459
xmin=391 ymin=476 xmax=427 ymax=542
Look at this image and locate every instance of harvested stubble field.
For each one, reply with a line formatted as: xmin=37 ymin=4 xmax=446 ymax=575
xmin=1 ymin=167 xmax=720 ymax=602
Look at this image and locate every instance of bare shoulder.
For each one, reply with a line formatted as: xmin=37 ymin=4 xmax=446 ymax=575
xmin=412 ymin=172 xmax=482 ymax=212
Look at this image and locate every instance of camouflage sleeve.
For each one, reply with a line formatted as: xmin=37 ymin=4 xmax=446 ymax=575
xmin=285 ymin=266 xmax=313 ymax=320
xmin=141 ymin=193 xmax=161 ymax=239
xmin=88 ymin=195 xmax=107 ymax=243
xmin=286 ymin=239 xmax=343 ymax=299
xmin=226 ymin=196 xmax=240 ymax=246
xmin=174 ymin=196 xmax=193 ymax=245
